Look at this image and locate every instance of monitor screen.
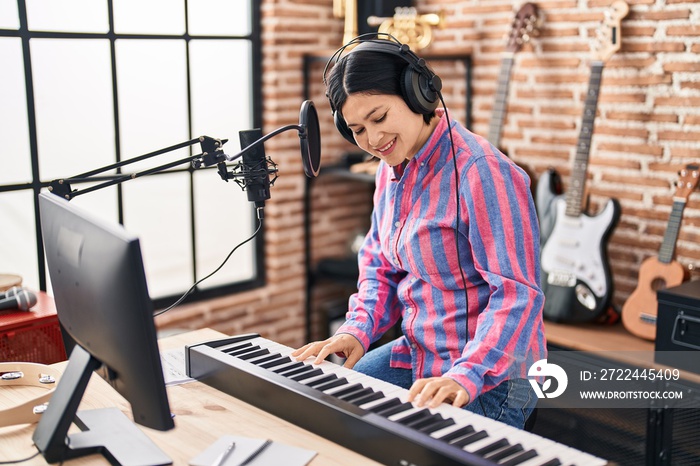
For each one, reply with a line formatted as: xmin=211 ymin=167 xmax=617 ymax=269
xmin=34 ymin=192 xmax=174 ymax=465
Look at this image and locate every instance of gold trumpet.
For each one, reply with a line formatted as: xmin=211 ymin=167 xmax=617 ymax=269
xmin=367 ymin=7 xmax=445 ymax=51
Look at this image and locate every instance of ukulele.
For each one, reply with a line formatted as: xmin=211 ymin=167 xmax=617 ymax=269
xmin=622 ymin=164 xmax=700 ymax=340
xmin=540 ymin=1 xmax=629 ymax=323
xmin=486 ymin=2 xmax=540 ymax=149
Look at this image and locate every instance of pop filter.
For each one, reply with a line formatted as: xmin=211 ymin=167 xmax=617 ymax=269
xmin=298 ymin=100 xmax=321 ymax=178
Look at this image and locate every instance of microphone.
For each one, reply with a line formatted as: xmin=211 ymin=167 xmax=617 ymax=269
xmin=216 ymin=101 xmax=321 ymax=201
xmin=0 ymin=288 xmax=37 ymax=311
xmin=239 ymin=128 xmax=272 ymax=208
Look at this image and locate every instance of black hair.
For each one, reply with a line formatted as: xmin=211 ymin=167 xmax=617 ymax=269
xmin=326 ymin=50 xmax=436 ymax=125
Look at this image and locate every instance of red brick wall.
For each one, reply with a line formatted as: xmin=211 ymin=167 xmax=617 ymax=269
xmin=157 ymin=0 xmax=700 ymax=346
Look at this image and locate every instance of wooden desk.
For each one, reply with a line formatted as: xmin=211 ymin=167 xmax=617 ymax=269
xmin=0 ymin=328 xmax=381 ymax=465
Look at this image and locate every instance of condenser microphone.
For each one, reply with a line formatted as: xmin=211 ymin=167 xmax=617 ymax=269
xmin=0 ymin=288 xmax=37 ymax=311
xmin=239 ymin=128 xmax=271 ymax=208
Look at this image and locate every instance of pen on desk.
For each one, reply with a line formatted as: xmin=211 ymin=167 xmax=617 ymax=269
xmin=238 ymin=439 xmax=272 ymax=466
xmin=213 ymin=440 xmax=236 ymax=466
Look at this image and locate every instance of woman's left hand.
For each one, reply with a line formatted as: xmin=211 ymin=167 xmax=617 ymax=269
xmin=407 ymin=377 xmax=470 ymax=409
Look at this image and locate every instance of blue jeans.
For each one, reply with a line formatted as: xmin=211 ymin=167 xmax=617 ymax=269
xmin=353 ymin=341 xmax=537 ymax=429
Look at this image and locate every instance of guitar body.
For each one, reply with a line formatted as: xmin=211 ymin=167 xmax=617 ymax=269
xmin=541 ymin=197 xmax=621 ymax=322
xmin=622 ymin=258 xmax=685 ymax=340
xmin=536 ymin=167 xmax=563 ymax=246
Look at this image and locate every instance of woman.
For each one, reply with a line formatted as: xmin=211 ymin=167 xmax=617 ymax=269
xmin=292 ymin=36 xmax=546 ymax=429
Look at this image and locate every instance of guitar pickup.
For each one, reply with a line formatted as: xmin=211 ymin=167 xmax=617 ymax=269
xmin=547 ymin=270 xmax=576 ymax=288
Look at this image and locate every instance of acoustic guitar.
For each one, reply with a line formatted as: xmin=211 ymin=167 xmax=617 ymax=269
xmin=540 ymin=1 xmax=629 ymax=323
xmin=622 ymin=164 xmax=700 ymax=340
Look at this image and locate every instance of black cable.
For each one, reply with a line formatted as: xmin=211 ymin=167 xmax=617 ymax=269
xmin=0 ymin=450 xmax=41 ymax=464
xmin=154 ymin=215 xmax=263 ymax=317
xmin=437 ymin=93 xmax=470 ymax=339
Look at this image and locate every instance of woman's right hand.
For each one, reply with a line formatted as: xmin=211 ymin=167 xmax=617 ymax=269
xmin=291 ymin=334 xmax=365 ymax=369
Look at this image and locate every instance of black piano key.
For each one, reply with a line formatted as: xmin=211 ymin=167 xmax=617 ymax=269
xmin=304 ymin=374 xmax=337 ymax=388
xmin=272 ymin=361 xmax=304 ymax=374
xmin=451 ymin=430 xmax=488 ymax=448
xmin=281 ymin=364 xmax=314 ymax=377
xmin=438 ymin=425 xmax=475 ymax=442
xmin=396 ymin=409 xmax=432 ymax=426
xmin=249 ymin=353 xmax=281 ymax=365
xmin=331 ymin=383 xmax=364 ymax=398
xmin=290 ymin=368 xmax=324 ymax=382
xmin=376 ymin=401 xmax=413 ymax=417
xmin=500 ymin=449 xmax=538 ymax=466
xmin=473 ymin=438 xmax=510 ymax=457
xmin=417 ymin=417 xmax=455 ymax=434
xmin=537 ymin=460 xmax=562 ymax=466
xmin=228 ymin=344 xmax=262 ymax=357
xmin=259 ymin=356 xmax=291 ymax=369
xmin=485 ymin=444 xmax=524 ymax=462
xmin=367 ymin=398 xmax=402 ymax=413
xmin=223 ymin=342 xmax=253 ymax=354
xmin=350 ymin=391 xmax=385 ymax=406
xmin=238 ymin=348 xmax=270 ymax=360
xmin=338 ymin=387 xmax=374 ymax=402
xmin=407 ymin=413 xmax=445 ymax=430
xmin=316 ymin=377 xmax=348 ymax=392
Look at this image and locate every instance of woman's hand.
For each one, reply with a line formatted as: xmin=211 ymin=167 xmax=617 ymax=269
xmin=291 ymin=334 xmax=365 ymax=369
xmin=407 ymin=377 xmax=470 ymax=409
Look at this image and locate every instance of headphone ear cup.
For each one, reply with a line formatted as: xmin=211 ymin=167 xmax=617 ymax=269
xmin=334 ymin=110 xmax=357 ymax=146
xmin=401 ymin=66 xmax=440 ymax=115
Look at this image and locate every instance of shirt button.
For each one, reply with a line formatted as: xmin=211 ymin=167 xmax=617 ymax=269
xmin=411 ymin=344 xmax=417 ymax=350
xmin=406 ymin=308 xmax=412 ymax=314
xmin=394 ymin=221 xmax=401 ymax=228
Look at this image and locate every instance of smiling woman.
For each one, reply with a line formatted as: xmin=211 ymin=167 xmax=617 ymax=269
xmin=293 ymin=34 xmax=547 ymax=431
xmin=0 ymin=0 xmax=263 ymax=308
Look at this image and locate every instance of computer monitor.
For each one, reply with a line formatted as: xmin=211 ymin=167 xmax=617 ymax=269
xmin=34 ymin=192 xmax=174 ymax=466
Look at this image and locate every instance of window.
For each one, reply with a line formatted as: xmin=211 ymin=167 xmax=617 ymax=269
xmin=0 ymin=0 xmax=263 ymax=309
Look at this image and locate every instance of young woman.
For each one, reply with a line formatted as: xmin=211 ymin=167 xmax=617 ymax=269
xmin=292 ymin=36 xmax=546 ymax=429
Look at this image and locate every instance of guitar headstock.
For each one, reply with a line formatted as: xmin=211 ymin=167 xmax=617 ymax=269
xmin=674 ymin=164 xmax=700 ymax=201
xmin=592 ymin=0 xmax=629 ymax=62
xmin=505 ymin=3 xmax=540 ymax=53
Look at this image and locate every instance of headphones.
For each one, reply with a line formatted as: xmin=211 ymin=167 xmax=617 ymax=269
xmin=323 ymin=34 xmax=444 ymax=145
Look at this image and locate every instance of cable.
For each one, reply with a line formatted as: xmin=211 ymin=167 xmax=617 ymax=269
xmin=154 ymin=216 xmax=264 ymax=317
xmin=0 ymin=450 xmax=41 ymax=464
xmin=437 ymin=93 xmax=470 ymax=338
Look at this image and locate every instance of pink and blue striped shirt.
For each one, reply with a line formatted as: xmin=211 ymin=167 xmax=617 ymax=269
xmin=336 ymin=109 xmax=547 ymax=402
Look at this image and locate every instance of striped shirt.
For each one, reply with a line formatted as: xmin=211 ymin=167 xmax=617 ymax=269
xmin=336 ymin=109 xmax=547 ymax=402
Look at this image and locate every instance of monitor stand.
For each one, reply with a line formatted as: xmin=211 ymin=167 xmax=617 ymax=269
xmin=32 ymin=345 xmax=172 ymax=466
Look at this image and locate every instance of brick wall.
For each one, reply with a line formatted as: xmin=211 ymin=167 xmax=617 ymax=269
xmin=157 ymin=0 xmax=700 ymax=346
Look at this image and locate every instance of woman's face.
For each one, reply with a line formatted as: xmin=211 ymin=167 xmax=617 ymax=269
xmin=342 ymin=93 xmax=434 ymax=167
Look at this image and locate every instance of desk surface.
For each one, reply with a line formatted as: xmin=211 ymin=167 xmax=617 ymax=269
xmin=0 ymin=328 xmax=382 ymax=466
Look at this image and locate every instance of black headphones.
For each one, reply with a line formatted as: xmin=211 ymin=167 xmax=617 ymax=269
xmin=323 ymin=34 xmax=444 ymax=145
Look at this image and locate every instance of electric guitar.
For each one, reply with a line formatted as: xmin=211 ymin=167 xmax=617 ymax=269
xmin=622 ymin=164 xmax=699 ymax=340
xmin=540 ymin=0 xmax=629 ymax=323
xmin=487 ymin=2 xmax=540 ymax=149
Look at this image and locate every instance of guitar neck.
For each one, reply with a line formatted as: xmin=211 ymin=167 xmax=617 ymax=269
xmin=565 ymin=61 xmax=604 ymax=218
xmin=658 ymin=199 xmax=686 ymax=263
xmin=487 ymin=55 xmax=515 ymax=148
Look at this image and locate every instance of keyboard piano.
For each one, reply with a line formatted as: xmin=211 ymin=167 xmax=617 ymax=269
xmin=185 ymin=334 xmax=607 ymax=466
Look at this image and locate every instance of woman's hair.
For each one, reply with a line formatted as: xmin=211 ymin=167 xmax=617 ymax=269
xmin=326 ymin=50 xmax=435 ymax=125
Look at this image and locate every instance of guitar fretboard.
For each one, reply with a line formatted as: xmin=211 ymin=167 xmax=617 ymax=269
xmin=486 ymin=55 xmax=515 ymax=148
xmin=566 ymin=61 xmax=604 ymax=218
xmin=658 ymin=199 xmax=686 ymax=264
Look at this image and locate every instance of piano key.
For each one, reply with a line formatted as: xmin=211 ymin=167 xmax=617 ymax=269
xmin=366 ymin=398 xmax=402 ymax=414
xmin=338 ymin=387 xmax=375 ymax=403
xmin=272 ymin=361 xmax=304 ymax=374
xmin=452 ymin=430 xmax=488 ymax=448
xmin=499 ymin=448 xmax=538 ymax=466
xmin=247 ymin=353 xmax=281 ymax=365
xmin=222 ymin=341 xmax=254 ymax=354
xmin=415 ymin=417 xmax=455 ymax=434
xmin=484 ymin=443 xmax=524 ymax=462
xmin=281 ymin=364 xmax=315 ymax=378
xmin=376 ymin=401 xmax=414 ymax=417
xmin=228 ymin=344 xmax=262 ymax=357
xmin=303 ymin=373 xmax=338 ymax=388
xmin=472 ymin=437 xmax=510 ymax=457
xmin=290 ymin=368 xmax=324 ymax=382
xmin=349 ymin=391 xmax=385 ymax=406
xmin=395 ymin=409 xmax=433 ymax=426
xmin=259 ymin=356 xmax=292 ymax=369
xmin=315 ymin=377 xmax=348 ymax=392
xmin=238 ymin=348 xmax=270 ymax=360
